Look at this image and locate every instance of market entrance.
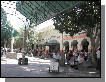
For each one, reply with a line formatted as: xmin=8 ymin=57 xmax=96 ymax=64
xmin=44 ymin=40 xmax=60 ymax=53
xmin=71 ymin=40 xmax=78 ymax=51
xmin=81 ymin=39 xmax=89 ymax=52
xmin=63 ymin=41 xmax=69 ymax=52
xmin=49 ymin=45 xmax=60 ymax=53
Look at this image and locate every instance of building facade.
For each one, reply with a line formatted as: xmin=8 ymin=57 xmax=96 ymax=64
xmin=37 ymin=24 xmax=91 ymax=53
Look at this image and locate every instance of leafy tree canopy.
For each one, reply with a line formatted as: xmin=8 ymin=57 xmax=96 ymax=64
xmin=1 ymin=7 xmax=7 ymax=27
xmin=1 ymin=8 xmax=19 ymax=47
xmin=53 ymin=1 xmax=100 ymax=66
xmin=53 ymin=1 xmax=100 ymax=37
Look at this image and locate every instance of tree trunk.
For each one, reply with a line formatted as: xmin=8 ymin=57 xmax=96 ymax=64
xmin=4 ymin=40 xmax=7 ymax=55
xmin=90 ymin=36 xmax=97 ymax=68
xmin=91 ymin=47 xmax=97 ymax=68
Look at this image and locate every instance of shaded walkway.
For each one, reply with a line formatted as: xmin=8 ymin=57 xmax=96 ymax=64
xmin=1 ymin=56 xmax=100 ymax=77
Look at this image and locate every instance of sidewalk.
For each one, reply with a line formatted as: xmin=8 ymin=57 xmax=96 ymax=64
xmin=1 ymin=56 xmax=100 ymax=77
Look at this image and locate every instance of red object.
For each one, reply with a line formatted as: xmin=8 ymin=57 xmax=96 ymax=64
xmin=60 ymin=50 xmax=64 ymax=52
xmin=62 ymin=34 xmax=87 ymax=40
xmin=46 ymin=50 xmax=48 ymax=54
xmin=71 ymin=56 xmax=74 ymax=60
xmin=46 ymin=50 xmax=49 ymax=57
xmin=70 ymin=50 xmax=73 ymax=53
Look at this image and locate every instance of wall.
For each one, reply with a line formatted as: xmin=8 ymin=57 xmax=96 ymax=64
xmin=38 ymin=24 xmax=91 ymax=52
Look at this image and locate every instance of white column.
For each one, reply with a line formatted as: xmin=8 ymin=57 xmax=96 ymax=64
xmin=69 ymin=41 xmax=71 ymax=51
xmin=11 ymin=37 xmax=14 ymax=52
xmin=11 ymin=29 xmax=14 ymax=53
xmin=60 ymin=43 xmax=62 ymax=50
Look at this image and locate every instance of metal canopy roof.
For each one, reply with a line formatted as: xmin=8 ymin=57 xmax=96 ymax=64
xmin=16 ymin=1 xmax=82 ymax=26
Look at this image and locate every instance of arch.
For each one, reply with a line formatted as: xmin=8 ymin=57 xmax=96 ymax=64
xmin=81 ymin=39 xmax=89 ymax=46
xmin=71 ymin=40 xmax=78 ymax=46
xmin=48 ymin=40 xmax=60 ymax=44
xmin=44 ymin=40 xmax=60 ymax=46
xmin=43 ymin=40 xmax=60 ymax=53
xmin=63 ymin=41 xmax=69 ymax=52
xmin=71 ymin=40 xmax=78 ymax=51
xmin=81 ymin=39 xmax=89 ymax=52
xmin=63 ymin=41 xmax=69 ymax=46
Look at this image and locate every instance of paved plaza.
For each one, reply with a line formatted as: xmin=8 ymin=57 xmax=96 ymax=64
xmin=1 ymin=56 xmax=100 ymax=77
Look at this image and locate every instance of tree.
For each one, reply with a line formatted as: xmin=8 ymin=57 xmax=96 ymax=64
xmin=1 ymin=21 xmax=19 ymax=48
xmin=53 ymin=1 xmax=100 ymax=67
xmin=1 ymin=7 xmax=7 ymax=47
xmin=14 ymin=28 xmax=24 ymax=49
xmin=1 ymin=7 xmax=7 ymax=28
xmin=1 ymin=7 xmax=19 ymax=49
xmin=14 ymin=26 xmax=43 ymax=51
xmin=26 ymin=27 xmax=42 ymax=50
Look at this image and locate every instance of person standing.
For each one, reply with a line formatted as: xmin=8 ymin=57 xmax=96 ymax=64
xmin=55 ymin=51 xmax=61 ymax=62
xmin=84 ymin=52 xmax=88 ymax=61
xmin=77 ymin=54 xmax=84 ymax=64
xmin=53 ymin=52 xmax=56 ymax=59
xmin=19 ymin=48 xmax=22 ymax=53
xmin=96 ymin=48 xmax=100 ymax=71
xmin=73 ymin=50 xmax=78 ymax=61
xmin=66 ymin=52 xmax=71 ymax=65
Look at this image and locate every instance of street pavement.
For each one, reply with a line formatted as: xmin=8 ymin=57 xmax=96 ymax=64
xmin=1 ymin=56 xmax=100 ymax=77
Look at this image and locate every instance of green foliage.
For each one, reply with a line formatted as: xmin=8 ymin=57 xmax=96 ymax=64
xmin=14 ymin=27 xmax=42 ymax=49
xmin=1 ymin=7 xmax=7 ymax=27
xmin=53 ymin=1 xmax=100 ymax=65
xmin=1 ymin=21 xmax=19 ymax=40
xmin=14 ymin=28 xmax=24 ymax=48
xmin=1 ymin=21 xmax=12 ymax=40
xmin=26 ymin=28 xmax=41 ymax=47
xmin=13 ymin=29 xmax=19 ymax=37
xmin=1 ymin=8 xmax=19 ymax=47
xmin=53 ymin=1 xmax=100 ymax=37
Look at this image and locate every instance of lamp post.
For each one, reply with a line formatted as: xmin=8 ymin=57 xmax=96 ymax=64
xmin=24 ymin=19 xmax=30 ymax=53
xmin=61 ymin=32 xmax=64 ymax=52
xmin=19 ymin=19 xmax=30 ymax=65
xmin=22 ymin=25 xmax=27 ymax=58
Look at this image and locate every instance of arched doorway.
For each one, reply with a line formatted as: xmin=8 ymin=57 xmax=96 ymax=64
xmin=71 ymin=40 xmax=78 ymax=51
xmin=43 ymin=40 xmax=60 ymax=53
xmin=63 ymin=41 xmax=69 ymax=52
xmin=81 ymin=39 xmax=89 ymax=52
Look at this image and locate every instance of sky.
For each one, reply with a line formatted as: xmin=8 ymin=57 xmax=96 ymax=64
xmin=1 ymin=1 xmax=54 ymax=31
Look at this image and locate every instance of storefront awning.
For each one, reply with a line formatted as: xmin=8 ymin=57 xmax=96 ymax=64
xmin=16 ymin=1 xmax=83 ymax=26
xmin=71 ymin=40 xmax=78 ymax=46
xmin=43 ymin=42 xmax=48 ymax=46
xmin=43 ymin=40 xmax=60 ymax=46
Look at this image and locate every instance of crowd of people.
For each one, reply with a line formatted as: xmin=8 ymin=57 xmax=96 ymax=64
xmin=25 ymin=47 xmax=100 ymax=70
xmin=65 ymin=48 xmax=100 ymax=70
xmin=1 ymin=46 xmax=100 ymax=71
xmin=65 ymin=49 xmax=92 ymax=69
xmin=19 ymin=47 xmax=100 ymax=68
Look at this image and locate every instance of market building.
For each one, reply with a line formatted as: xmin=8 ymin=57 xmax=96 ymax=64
xmin=36 ymin=23 xmax=91 ymax=53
